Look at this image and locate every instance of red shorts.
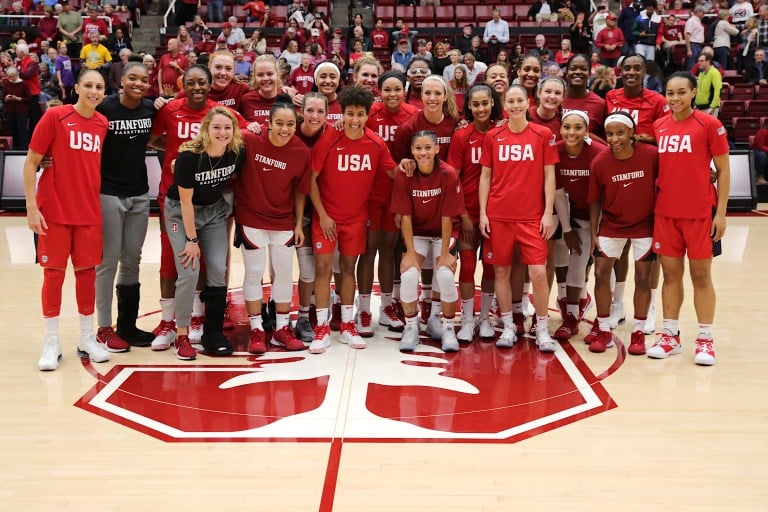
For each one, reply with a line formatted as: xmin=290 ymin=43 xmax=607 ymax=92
xmin=483 ymin=220 xmax=547 ymax=266
xmin=312 ymin=219 xmax=367 ymax=256
xmin=367 ymin=199 xmax=399 ymax=233
xmin=653 ymin=214 xmax=713 ymax=259
xmin=37 ymin=222 xmax=102 ymax=268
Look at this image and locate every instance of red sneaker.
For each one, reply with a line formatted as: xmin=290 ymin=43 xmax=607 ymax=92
xmin=329 ymin=303 xmax=342 ymax=332
xmin=628 ymin=330 xmax=647 ymax=355
xmin=271 ymin=325 xmax=306 ymax=351
xmin=513 ymin=312 xmax=526 ymax=336
xmin=578 ymin=293 xmax=594 ymax=320
xmin=647 ymin=333 xmax=683 ymax=359
xmin=694 ymin=337 xmax=716 ymax=366
xmin=174 ymin=334 xmax=197 ymax=360
xmin=589 ymin=330 xmax=615 ymax=353
xmin=584 ymin=319 xmax=600 ymax=345
xmin=97 ymin=326 xmax=130 ymax=353
xmin=248 ymin=328 xmax=267 ymax=354
xmin=553 ymin=313 xmax=579 ymax=340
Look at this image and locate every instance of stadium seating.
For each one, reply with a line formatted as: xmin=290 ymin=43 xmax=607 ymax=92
xmin=733 ymin=117 xmax=761 ymax=143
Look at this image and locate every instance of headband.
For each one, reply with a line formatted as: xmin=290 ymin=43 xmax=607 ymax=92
xmin=604 ymin=113 xmax=635 ymax=130
xmin=561 ymin=109 xmax=590 ymax=126
xmin=422 ymin=74 xmax=448 ymax=92
xmin=378 ymin=70 xmax=406 ymax=89
xmin=314 ymin=62 xmax=339 ymax=82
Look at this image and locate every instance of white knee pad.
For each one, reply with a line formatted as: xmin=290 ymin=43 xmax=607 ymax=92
xmin=296 ymin=246 xmax=315 ymax=283
xmin=241 ymin=246 xmax=266 ymax=302
xmin=332 ymin=247 xmax=340 ymax=274
xmin=400 ymin=266 xmax=420 ymax=303
xmin=436 ymin=266 xmax=458 ymax=302
xmin=566 ymin=226 xmax=591 ymax=288
xmin=270 ymin=244 xmax=295 ymax=303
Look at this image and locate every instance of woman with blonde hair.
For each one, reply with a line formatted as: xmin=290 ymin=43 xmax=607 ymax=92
xmin=590 ymin=65 xmax=615 ymax=98
xmin=241 ymin=54 xmax=285 ymax=125
xmin=164 ymin=106 xmax=246 ymax=359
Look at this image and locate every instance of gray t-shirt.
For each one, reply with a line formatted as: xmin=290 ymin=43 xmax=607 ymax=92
xmin=57 ymin=11 xmax=84 ymax=43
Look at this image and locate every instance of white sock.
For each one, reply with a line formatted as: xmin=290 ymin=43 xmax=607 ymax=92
xmin=501 ymin=311 xmax=514 ymax=329
xmin=536 ymin=315 xmax=549 ymax=333
xmin=598 ymin=315 xmax=611 ymax=332
xmin=567 ymin=303 xmax=579 ymax=317
xmin=613 ymin=282 xmax=626 ymax=305
xmin=249 ymin=314 xmax=263 ymax=331
xmin=44 ymin=316 xmax=59 ymax=337
xmin=79 ymin=313 xmax=94 ymax=338
xmin=662 ymin=318 xmax=679 ymax=335
xmin=359 ymin=293 xmax=371 ymax=313
xmin=341 ymin=305 xmax=354 ymax=323
xmin=557 ymin=283 xmax=566 ymax=300
xmin=316 ymin=307 xmax=329 ymax=325
xmin=697 ymin=323 xmax=713 ymax=340
xmin=276 ymin=313 xmax=290 ymax=330
xmin=512 ymin=302 xmax=523 ymax=314
xmin=480 ymin=292 xmax=494 ymax=316
xmin=298 ymin=306 xmax=309 ymax=318
xmin=430 ymin=302 xmax=442 ymax=320
xmin=633 ymin=317 xmax=646 ymax=332
xmin=160 ymin=298 xmax=175 ymax=322
xmin=381 ymin=292 xmax=392 ymax=308
xmin=192 ymin=291 xmax=204 ymax=316
xmin=443 ymin=315 xmax=455 ymax=330
xmin=461 ymin=298 xmax=474 ymax=319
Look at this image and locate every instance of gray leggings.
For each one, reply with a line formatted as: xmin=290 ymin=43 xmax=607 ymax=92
xmin=96 ymin=193 xmax=150 ymax=327
xmin=164 ymin=197 xmax=229 ymax=327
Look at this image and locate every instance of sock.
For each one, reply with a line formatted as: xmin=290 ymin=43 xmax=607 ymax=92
xmin=160 ymin=298 xmax=175 ymax=322
xmin=359 ymin=294 xmax=371 ymax=313
xmin=393 ymin=281 xmax=401 ymax=300
xmin=405 ymin=313 xmax=418 ymax=327
xmin=249 ymin=314 xmax=263 ymax=330
xmin=650 ymin=288 xmax=658 ymax=306
xmin=341 ymin=305 xmax=354 ymax=323
xmin=512 ymin=301 xmax=523 ymax=314
xmin=79 ymin=313 xmax=94 ymax=338
xmin=298 ymin=306 xmax=309 ymax=318
xmin=662 ymin=318 xmax=679 ymax=336
xmin=442 ymin=314 xmax=455 ymax=330
xmin=633 ymin=316 xmax=647 ymax=332
xmin=461 ymin=298 xmax=474 ymax=319
xmin=316 ymin=307 xmax=329 ymax=325
xmin=557 ymin=283 xmax=567 ymax=300
xmin=44 ymin=316 xmax=59 ymax=337
xmin=420 ymin=285 xmax=432 ymax=302
xmin=566 ymin=303 xmax=579 ymax=317
xmin=192 ymin=291 xmax=204 ymax=316
xmin=480 ymin=292 xmax=494 ymax=316
xmin=697 ymin=323 xmax=713 ymax=339
xmin=276 ymin=313 xmax=290 ymax=330
xmin=430 ymin=302 xmax=442 ymax=320
xmin=598 ymin=315 xmax=611 ymax=332
xmin=381 ymin=292 xmax=392 ymax=308
xmin=536 ymin=315 xmax=549 ymax=333
xmin=501 ymin=311 xmax=514 ymax=329
xmin=613 ymin=282 xmax=626 ymax=305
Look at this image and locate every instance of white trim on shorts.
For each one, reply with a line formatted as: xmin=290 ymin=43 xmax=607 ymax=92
xmin=597 ymin=236 xmax=654 ymax=261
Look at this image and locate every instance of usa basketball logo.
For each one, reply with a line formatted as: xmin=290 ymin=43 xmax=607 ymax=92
xmin=75 ymin=289 xmax=618 ymax=444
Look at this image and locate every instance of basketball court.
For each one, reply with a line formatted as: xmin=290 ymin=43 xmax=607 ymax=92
xmin=1 ymin=211 xmax=766 ymax=511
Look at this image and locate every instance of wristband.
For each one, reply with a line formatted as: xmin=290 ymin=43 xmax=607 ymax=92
xmin=186 ymin=236 xmax=199 ymax=244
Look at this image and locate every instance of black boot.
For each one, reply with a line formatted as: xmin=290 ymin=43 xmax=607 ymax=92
xmin=116 ymin=283 xmax=154 ymax=347
xmin=200 ymin=286 xmax=234 ymax=356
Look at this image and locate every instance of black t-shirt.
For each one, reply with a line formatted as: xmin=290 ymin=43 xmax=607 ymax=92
xmin=167 ymin=147 xmax=245 ymax=205
xmin=97 ymin=94 xmax=157 ymax=197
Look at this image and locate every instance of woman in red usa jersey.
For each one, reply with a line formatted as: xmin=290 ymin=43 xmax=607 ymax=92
xmin=648 ymin=72 xmax=730 ymax=366
xmin=587 ymin=112 xmax=658 ymax=356
xmin=357 ymin=71 xmax=418 ymax=336
xmin=391 ymin=130 xmax=466 ymax=353
xmin=235 ymin=101 xmax=311 ymax=355
xmin=308 ymin=86 xmax=398 ymax=355
xmin=551 ymin=110 xmax=606 ymax=343
xmin=479 ymin=84 xmax=559 ymax=353
xmin=447 ymin=83 xmax=504 ymax=343
xmin=25 ymin=69 xmax=111 ymax=371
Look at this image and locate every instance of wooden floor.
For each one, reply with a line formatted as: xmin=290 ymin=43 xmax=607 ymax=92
xmin=1 ymin=211 xmax=767 ymax=512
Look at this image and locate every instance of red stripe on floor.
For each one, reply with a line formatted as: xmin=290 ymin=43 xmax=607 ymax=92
xmin=318 ymin=438 xmax=343 ymax=512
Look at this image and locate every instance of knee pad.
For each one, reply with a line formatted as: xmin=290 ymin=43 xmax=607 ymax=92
xmin=436 ymin=266 xmax=458 ymax=302
xmin=241 ymin=246 xmax=266 ymax=302
xmin=481 ymin=261 xmax=495 ymax=281
xmin=296 ymin=246 xmax=315 ymax=283
xmin=270 ymin=245 xmax=294 ymax=303
xmin=400 ymin=266 xmax=420 ymax=303
xmin=566 ymin=239 xmax=591 ymax=288
xmin=458 ymin=249 xmax=477 ymax=283
xmin=42 ymin=268 xmax=66 ymax=317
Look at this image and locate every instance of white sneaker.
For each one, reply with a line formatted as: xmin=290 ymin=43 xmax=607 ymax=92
xmin=309 ymin=324 xmax=331 ymax=354
xmin=340 ymin=321 xmax=367 ymax=349
xmin=610 ymin=303 xmax=625 ymax=329
xmin=399 ymin=322 xmax=420 ymax=352
xmin=379 ymin=304 xmax=405 ymax=331
xmin=478 ymin=317 xmax=495 ymax=339
xmin=77 ymin=333 xmax=111 ymax=363
xmin=536 ymin=329 xmax=557 ymax=353
xmin=456 ymin=318 xmax=476 ymax=343
xmin=441 ymin=327 xmax=459 ymax=352
xmin=496 ymin=326 xmax=517 ymax=348
xmin=354 ymin=310 xmax=374 ymax=338
xmin=189 ymin=315 xmax=204 ymax=342
xmin=522 ymin=293 xmax=535 ymax=318
xmin=151 ymin=320 xmax=176 ymax=351
xmin=426 ymin=316 xmax=443 ymax=340
xmin=644 ymin=304 xmax=657 ymax=335
xmin=38 ymin=335 xmax=62 ymax=371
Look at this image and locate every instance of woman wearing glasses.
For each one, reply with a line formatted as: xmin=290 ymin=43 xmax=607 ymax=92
xmin=403 ymin=57 xmax=431 ymax=111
